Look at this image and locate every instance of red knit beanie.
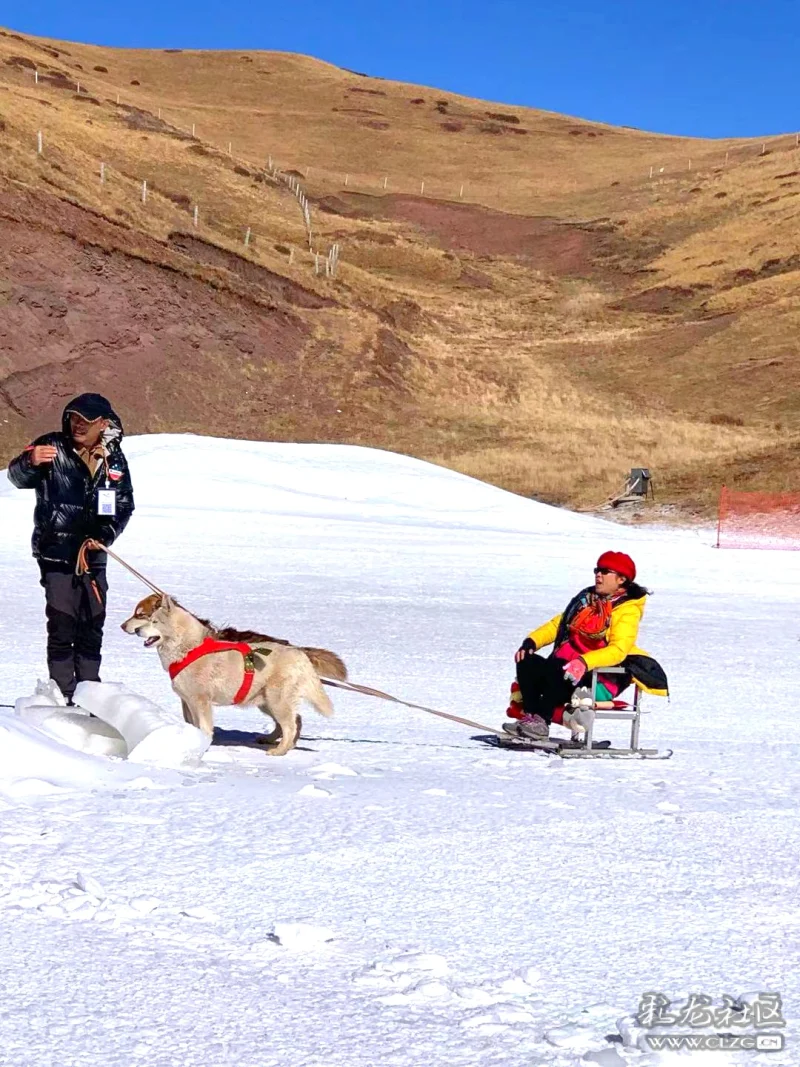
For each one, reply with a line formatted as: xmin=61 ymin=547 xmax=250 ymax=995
xmin=597 ymin=551 xmax=636 ymax=582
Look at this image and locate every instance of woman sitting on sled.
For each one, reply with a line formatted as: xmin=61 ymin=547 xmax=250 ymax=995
xmin=505 ymin=551 xmax=668 ymax=741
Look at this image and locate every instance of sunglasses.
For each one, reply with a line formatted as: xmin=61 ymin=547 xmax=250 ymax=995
xmin=594 ymin=567 xmax=618 ymax=576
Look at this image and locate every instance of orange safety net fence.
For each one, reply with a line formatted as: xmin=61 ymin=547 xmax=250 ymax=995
xmin=717 ymin=486 xmax=800 ymax=549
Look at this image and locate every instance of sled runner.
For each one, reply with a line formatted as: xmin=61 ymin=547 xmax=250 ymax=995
xmin=489 ymin=667 xmax=672 ymax=760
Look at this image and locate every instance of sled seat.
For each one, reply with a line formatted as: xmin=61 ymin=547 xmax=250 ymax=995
xmin=583 ymin=666 xmax=645 ymax=753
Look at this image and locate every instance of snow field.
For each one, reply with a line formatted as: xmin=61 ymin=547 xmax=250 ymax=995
xmin=0 ymin=435 xmax=797 ymax=1066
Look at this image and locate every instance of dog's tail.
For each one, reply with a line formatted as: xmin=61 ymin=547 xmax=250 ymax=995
xmin=301 ymin=647 xmax=347 ymax=681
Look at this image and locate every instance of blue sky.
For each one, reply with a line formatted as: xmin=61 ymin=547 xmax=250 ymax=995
xmin=4 ymin=0 xmax=798 ymax=138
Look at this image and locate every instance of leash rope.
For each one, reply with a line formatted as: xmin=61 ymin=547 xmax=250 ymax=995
xmin=320 ymin=677 xmax=506 ymax=739
xmin=87 ymin=543 xmax=506 ymax=740
xmin=76 ymin=540 xmax=167 ymax=597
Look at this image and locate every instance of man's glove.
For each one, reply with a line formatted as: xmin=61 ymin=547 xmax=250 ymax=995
xmin=563 ymin=658 xmax=587 ymax=684
xmin=515 ymin=637 xmax=537 ymax=664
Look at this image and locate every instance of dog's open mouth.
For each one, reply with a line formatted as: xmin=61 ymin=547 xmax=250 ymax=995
xmin=143 ymin=635 xmax=160 ymax=648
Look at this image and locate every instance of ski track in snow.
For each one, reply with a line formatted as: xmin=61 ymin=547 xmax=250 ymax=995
xmin=0 ymin=436 xmax=797 ymax=1066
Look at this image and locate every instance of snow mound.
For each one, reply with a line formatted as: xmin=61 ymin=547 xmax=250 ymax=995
xmin=0 ymin=712 xmax=163 ymax=797
xmin=75 ymin=681 xmax=210 ymax=766
xmin=269 ymin=921 xmax=337 ymax=950
xmin=123 ymin=434 xmax=611 ymax=535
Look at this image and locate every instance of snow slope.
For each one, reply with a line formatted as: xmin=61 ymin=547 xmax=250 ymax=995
xmin=0 ymin=435 xmax=797 ymax=1066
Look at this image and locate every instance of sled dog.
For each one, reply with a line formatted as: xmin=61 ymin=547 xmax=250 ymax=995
xmin=121 ymin=593 xmax=347 ymax=755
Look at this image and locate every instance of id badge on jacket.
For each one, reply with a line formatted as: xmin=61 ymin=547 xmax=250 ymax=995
xmin=97 ymin=489 xmax=117 ymax=517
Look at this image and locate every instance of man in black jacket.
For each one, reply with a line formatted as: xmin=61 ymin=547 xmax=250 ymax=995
xmin=8 ymin=394 xmax=135 ymax=701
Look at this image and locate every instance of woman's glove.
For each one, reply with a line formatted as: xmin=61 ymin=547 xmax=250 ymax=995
xmin=515 ymin=637 xmax=537 ymax=663
xmin=563 ymin=658 xmax=587 ymax=684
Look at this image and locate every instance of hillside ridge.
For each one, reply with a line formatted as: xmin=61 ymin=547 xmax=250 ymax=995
xmin=1 ymin=26 xmax=798 ymax=515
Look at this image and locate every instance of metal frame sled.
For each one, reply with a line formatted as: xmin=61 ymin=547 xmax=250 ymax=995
xmin=487 ymin=667 xmax=672 ymax=760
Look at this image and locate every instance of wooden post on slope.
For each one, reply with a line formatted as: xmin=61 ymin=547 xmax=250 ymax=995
xmin=34 ymin=69 xmax=38 ymax=84
xmin=244 ymin=226 xmax=251 ymax=246
xmin=459 ymin=183 xmax=464 ymax=198
xmin=37 ymin=130 xmax=42 ymax=155
xmin=100 ymin=162 xmax=105 ymax=183
xmin=193 ymin=205 xmax=199 ymax=228
xmin=141 ymin=180 xmax=147 ymax=203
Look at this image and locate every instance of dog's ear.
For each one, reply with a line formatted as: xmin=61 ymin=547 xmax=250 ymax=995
xmin=161 ymin=594 xmax=174 ymax=613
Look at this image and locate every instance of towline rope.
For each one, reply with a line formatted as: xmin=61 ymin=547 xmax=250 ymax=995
xmin=86 ymin=542 xmax=507 ymax=739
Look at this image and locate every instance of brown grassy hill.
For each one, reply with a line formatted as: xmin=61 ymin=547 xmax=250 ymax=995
xmin=1 ymin=27 xmax=798 ymax=516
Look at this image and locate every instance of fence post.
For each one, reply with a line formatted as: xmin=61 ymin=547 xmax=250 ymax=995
xmin=191 ymin=123 xmax=196 ymax=138
xmin=228 ymin=142 xmax=232 ymax=155
xmin=244 ymin=226 xmax=251 ymax=246
xmin=306 ymin=166 xmax=310 ymax=177
xmin=716 ymin=486 xmax=727 ymax=548
xmin=459 ymin=183 xmax=464 ymax=198
xmin=344 ymin=174 xmax=349 ymax=186
xmin=761 ymin=142 xmax=766 ymax=155
xmin=76 ymin=81 xmax=81 ymax=94
xmin=34 ymin=69 xmax=38 ymax=84
xmin=141 ymin=180 xmax=147 ymax=203
xmin=193 ymin=205 xmax=199 ymax=228
xmin=724 ymin=150 xmax=729 ymax=165
xmin=649 ymin=166 xmax=653 ymax=179
xmin=37 ymin=130 xmax=42 ymax=155
xmin=289 ymin=248 xmax=294 ymax=265
xmin=420 ymin=180 xmax=425 ymax=195
xmin=116 ymin=92 xmax=120 ymax=104
xmin=383 ymin=176 xmax=388 ymax=189
xmin=100 ymin=162 xmax=105 ymax=183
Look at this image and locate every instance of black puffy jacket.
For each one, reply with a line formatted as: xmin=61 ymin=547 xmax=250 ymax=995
xmin=7 ymin=394 xmax=135 ymax=566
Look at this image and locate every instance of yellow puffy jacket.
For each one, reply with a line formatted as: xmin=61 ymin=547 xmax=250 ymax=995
xmin=529 ymin=594 xmax=667 ymax=696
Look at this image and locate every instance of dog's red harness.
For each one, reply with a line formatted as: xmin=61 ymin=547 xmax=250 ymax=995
xmin=169 ymin=637 xmax=263 ymax=705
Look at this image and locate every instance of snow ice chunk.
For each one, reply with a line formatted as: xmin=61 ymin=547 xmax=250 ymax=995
xmin=298 ymin=784 xmax=333 ymax=798
xmin=17 ymin=707 xmax=127 ymax=758
xmin=423 ymin=788 xmax=448 ymax=796
xmin=129 ymin=896 xmax=160 ymax=915
xmin=15 ymin=681 xmax=65 ymax=715
xmin=76 ymin=872 xmax=106 ymax=899
xmin=499 ymin=976 xmax=532 ymax=996
xmin=410 ymin=980 xmax=451 ymax=999
xmin=309 ymin=762 xmax=357 ymax=779
xmin=180 ymin=906 xmax=218 ymax=922
xmin=269 ymin=922 xmax=337 ymax=950
xmin=74 ymin=682 xmax=209 ymax=767
xmin=517 ymin=966 xmax=543 ymax=985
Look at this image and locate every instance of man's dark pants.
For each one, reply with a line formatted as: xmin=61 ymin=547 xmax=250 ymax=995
xmin=38 ymin=562 xmax=108 ymax=700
